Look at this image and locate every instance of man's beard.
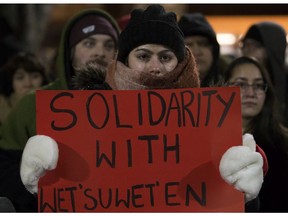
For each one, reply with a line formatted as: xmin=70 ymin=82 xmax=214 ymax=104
xmin=71 ymin=62 xmax=108 ymax=90
xmin=87 ymin=58 xmax=108 ymax=68
xmin=73 ymin=58 xmax=109 ymax=72
xmin=70 ymin=57 xmax=112 ymax=89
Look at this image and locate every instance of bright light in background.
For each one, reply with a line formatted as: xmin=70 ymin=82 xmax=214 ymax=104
xmin=217 ymin=33 xmax=240 ymax=56
xmin=217 ymin=33 xmax=237 ymax=46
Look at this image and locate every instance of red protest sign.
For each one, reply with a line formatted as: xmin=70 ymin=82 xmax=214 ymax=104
xmin=36 ymin=87 xmax=244 ymax=212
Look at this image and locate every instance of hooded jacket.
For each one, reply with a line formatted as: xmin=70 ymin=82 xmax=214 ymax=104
xmin=178 ymin=13 xmax=226 ymax=87
xmin=0 ymin=8 xmax=119 ymax=150
xmin=243 ymin=22 xmax=288 ymax=125
xmin=0 ymin=8 xmax=119 ymax=212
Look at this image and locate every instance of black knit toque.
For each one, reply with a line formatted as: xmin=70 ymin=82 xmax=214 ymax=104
xmin=117 ymin=4 xmax=185 ymax=63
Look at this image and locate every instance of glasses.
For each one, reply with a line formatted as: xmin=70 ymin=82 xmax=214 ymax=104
xmin=227 ymin=82 xmax=268 ymax=94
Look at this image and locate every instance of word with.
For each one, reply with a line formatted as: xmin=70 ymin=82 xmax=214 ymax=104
xmin=96 ymin=133 xmax=180 ymax=168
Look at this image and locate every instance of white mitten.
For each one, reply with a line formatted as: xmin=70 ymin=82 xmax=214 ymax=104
xmin=219 ymin=133 xmax=263 ymax=202
xmin=20 ymin=135 xmax=59 ymax=194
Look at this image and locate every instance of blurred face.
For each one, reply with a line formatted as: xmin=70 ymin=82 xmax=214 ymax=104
xmin=227 ymin=63 xmax=266 ymax=120
xmin=241 ymin=38 xmax=267 ymax=66
xmin=13 ymin=68 xmax=43 ymax=96
xmin=72 ymin=34 xmax=116 ymax=71
xmin=184 ymin=35 xmax=213 ymax=80
xmin=127 ymin=44 xmax=178 ymax=75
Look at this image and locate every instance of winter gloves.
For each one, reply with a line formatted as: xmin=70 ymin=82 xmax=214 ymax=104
xmin=20 ymin=135 xmax=58 ymax=194
xmin=20 ymin=133 xmax=264 ymax=204
xmin=219 ymin=133 xmax=264 ymax=202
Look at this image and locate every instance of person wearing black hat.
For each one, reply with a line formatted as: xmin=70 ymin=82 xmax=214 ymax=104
xmin=107 ymin=6 xmax=264 ymax=212
xmin=106 ymin=4 xmax=199 ymax=90
xmin=20 ymin=5 xmax=265 ymax=213
xmin=178 ymin=13 xmax=230 ymax=87
xmin=0 ymin=8 xmax=120 ymax=212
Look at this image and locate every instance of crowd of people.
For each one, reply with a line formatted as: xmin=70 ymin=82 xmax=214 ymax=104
xmin=0 ymin=4 xmax=287 ymax=213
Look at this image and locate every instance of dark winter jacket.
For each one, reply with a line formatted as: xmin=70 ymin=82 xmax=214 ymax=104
xmin=253 ymin=131 xmax=288 ymax=212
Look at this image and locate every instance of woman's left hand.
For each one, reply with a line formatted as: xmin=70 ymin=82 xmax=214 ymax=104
xmin=219 ymin=133 xmax=264 ymax=202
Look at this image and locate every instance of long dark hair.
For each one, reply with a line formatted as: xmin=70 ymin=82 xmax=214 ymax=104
xmin=224 ymin=56 xmax=288 ymax=157
xmin=0 ymin=52 xmax=48 ymax=96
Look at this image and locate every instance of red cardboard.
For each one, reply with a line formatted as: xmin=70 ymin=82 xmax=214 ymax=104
xmin=36 ymin=87 xmax=244 ymax=212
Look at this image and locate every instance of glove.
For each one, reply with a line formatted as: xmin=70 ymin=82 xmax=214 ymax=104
xmin=219 ymin=133 xmax=264 ymax=202
xmin=20 ymin=135 xmax=59 ymax=194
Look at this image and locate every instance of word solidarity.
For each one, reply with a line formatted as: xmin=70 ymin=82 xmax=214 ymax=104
xmin=49 ymin=89 xmax=236 ymax=131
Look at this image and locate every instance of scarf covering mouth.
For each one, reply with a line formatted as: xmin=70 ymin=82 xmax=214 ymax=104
xmin=105 ymin=47 xmax=200 ymax=90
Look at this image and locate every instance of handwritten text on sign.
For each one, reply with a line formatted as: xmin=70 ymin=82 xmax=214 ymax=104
xmin=36 ymin=87 xmax=244 ymax=212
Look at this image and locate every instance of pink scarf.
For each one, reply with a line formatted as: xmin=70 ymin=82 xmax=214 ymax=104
xmin=105 ymin=47 xmax=200 ymax=90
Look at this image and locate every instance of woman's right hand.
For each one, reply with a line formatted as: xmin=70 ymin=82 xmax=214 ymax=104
xmin=20 ymin=135 xmax=59 ymax=194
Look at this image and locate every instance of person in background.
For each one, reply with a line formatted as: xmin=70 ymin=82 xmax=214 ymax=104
xmin=224 ymin=56 xmax=288 ymax=212
xmin=178 ymin=13 xmax=230 ymax=87
xmin=0 ymin=8 xmax=120 ymax=212
xmin=0 ymin=52 xmax=48 ymax=125
xmin=240 ymin=22 xmax=288 ymax=127
xmin=20 ymin=5 xmax=265 ymax=212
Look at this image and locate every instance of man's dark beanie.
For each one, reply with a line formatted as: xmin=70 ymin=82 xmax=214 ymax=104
xmin=117 ymin=4 xmax=185 ymax=63
xmin=69 ymin=10 xmax=119 ymax=48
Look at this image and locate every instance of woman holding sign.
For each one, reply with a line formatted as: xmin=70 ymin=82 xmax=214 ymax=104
xmin=104 ymin=6 xmax=265 ymax=211
xmin=224 ymin=56 xmax=288 ymax=212
xmin=20 ymin=5 xmax=266 ymax=212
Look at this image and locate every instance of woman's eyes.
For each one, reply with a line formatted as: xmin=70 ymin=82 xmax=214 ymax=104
xmin=136 ymin=53 xmax=172 ymax=62
xmin=160 ymin=55 xmax=172 ymax=62
xmin=137 ymin=53 xmax=149 ymax=60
